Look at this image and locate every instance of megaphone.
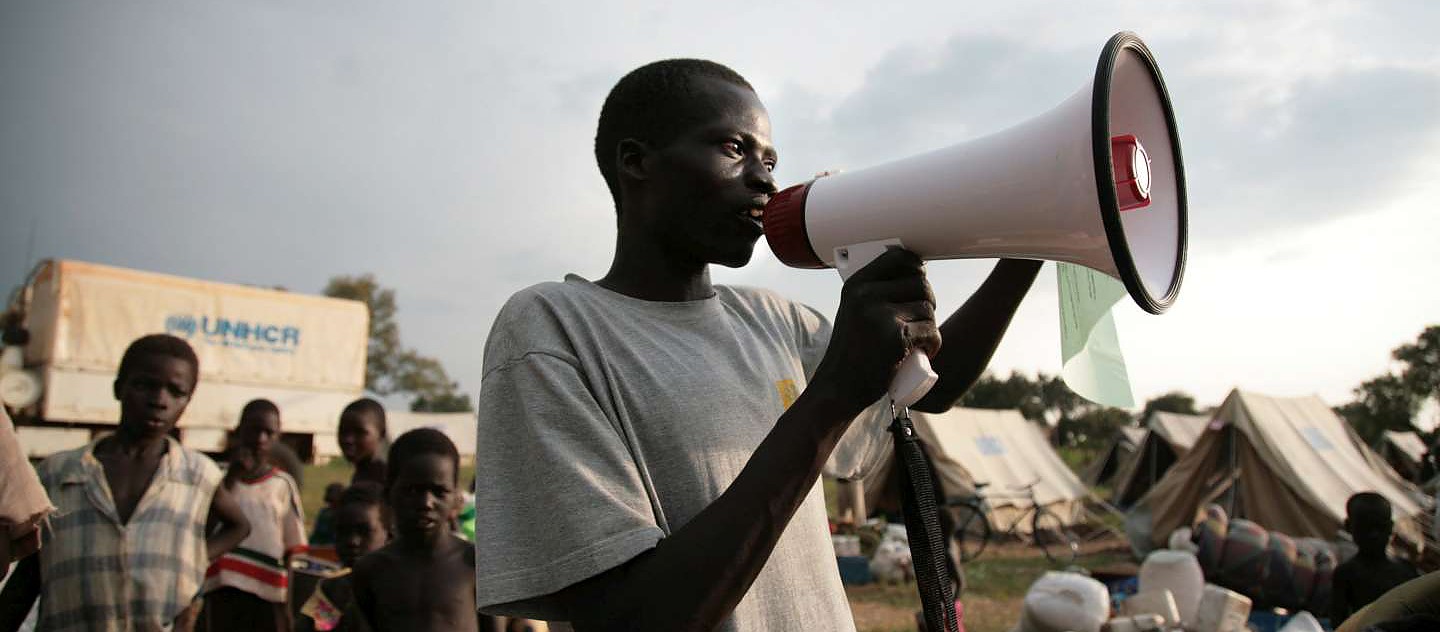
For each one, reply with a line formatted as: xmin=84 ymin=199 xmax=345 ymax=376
xmin=764 ymin=31 xmax=1187 ymax=408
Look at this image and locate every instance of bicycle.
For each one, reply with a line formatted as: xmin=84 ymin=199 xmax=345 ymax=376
xmin=946 ymin=479 xmax=1080 ymax=564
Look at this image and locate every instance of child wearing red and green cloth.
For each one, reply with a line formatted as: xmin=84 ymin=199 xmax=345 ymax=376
xmin=299 ymin=482 xmax=387 ymax=632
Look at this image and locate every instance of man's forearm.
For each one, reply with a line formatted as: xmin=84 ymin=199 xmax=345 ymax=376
xmin=913 ymin=258 xmax=1042 ymax=412
xmin=566 ymin=383 xmax=865 ymax=631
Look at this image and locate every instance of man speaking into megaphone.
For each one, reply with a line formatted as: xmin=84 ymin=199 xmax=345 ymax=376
xmin=473 ymin=59 xmax=1040 ymax=630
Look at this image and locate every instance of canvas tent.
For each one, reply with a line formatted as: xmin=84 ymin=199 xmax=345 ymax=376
xmin=1377 ymin=430 xmax=1429 ymax=483
xmin=1126 ymin=390 xmax=1426 ymax=555
xmin=1109 ymin=412 xmax=1209 ymax=508
xmin=843 ymin=407 xmax=1090 ymax=533
xmin=1084 ymin=425 xmax=1148 ymax=487
xmin=385 ymin=411 xmax=477 ymax=459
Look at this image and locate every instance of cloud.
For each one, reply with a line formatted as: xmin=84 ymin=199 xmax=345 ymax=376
xmin=767 ymin=23 xmax=1440 ymax=252
xmin=2 ymin=0 xmax=1436 ymax=410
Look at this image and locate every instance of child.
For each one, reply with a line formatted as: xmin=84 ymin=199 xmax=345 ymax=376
xmin=1331 ymin=492 xmax=1420 ymax=624
xmin=298 ymin=482 xmax=388 ymax=632
xmin=0 ymin=334 xmax=250 ymax=631
xmin=352 ymin=428 xmax=478 ymax=631
xmin=338 ymin=398 xmax=388 ymax=486
xmin=310 ymin=482 xmax=347 ymax=547
xmin=201 ymin=399 xmax=308 ymax=632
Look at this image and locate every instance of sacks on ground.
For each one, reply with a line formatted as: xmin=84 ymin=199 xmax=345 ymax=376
xmin=1015 ymin=571 xmax=1110 ymax=632
xmin=1188 ymin=507 xmax=1338 ymax=611
xmin=1194 ymin=505 xmax=1229 ymax=575
xmin=1299 ymin=539 xmax=1337 ymax=615
xmin=869 ymin=533 xmax=914 ymax=584
xmin=1260 ymin=532 xmax=1299 ymax=607
xmin=1218 ymin=519 xmax=1269 ymax=589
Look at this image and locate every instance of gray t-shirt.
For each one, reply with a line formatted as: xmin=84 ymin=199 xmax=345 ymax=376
xmin=474 ymin=275 xmax=878 ymax=630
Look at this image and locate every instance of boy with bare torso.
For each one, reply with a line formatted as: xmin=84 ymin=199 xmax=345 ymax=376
xmin=352 ymin=428 xmax=481 ymax=632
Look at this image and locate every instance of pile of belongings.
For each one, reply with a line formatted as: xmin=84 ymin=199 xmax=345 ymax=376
xmin=1011 ymin=554 xmax=1327 ymax=632
xmin=1186 ymin=504 xmax=1346 ymax=613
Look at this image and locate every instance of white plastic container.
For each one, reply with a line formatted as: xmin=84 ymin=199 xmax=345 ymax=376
xmin=1191 ymin=584 xmax=1251 ymax=632
xmin=1138 ymin=549 xmax=1204 ymax=625
xmin=1278 ymin=611 xmax=1324 ymax=632
xmin=1120 ymin=589 xmax=1180 ymax=626
xmin=1102 ymin=614 xmax=1166 ymax=632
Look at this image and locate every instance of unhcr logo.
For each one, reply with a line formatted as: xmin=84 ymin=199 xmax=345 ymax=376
xmin=165 ymin=314 xmax=301 ymax=353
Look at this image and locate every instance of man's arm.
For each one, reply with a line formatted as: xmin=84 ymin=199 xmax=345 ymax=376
xmin=551 ymin=249 xmax=938 ymax=631
xmin=0 ymin=554 xmax=40 ymax=632
xmin=912 ymin=258 xmax=1043 ymax=413
xmin=205 ymin=484 xmax=250 ymax=562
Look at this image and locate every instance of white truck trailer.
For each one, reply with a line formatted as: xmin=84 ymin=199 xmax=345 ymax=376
xmin=3 ymin=259 xmax=369 ymax=460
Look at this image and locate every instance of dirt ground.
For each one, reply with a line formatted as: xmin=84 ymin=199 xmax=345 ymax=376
xmin=846 ymin=537 xmax=1134 ymax=632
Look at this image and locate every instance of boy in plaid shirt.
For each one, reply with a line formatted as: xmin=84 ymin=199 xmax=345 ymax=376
xmin=0 ymin=334 xmax=251 ymax=631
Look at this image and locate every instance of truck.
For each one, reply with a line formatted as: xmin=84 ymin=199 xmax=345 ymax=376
xmin=2 ymin=259 xmax=370 ymax=461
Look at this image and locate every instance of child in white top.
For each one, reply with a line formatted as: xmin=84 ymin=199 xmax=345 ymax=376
xmin=201 ymin=399 xmax=307 ymax=632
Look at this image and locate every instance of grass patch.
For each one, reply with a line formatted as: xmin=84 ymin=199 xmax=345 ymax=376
xmin=846 ymin=547 xmax=1131 ymax=632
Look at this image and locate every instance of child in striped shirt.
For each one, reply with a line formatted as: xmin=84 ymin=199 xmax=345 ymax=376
xmin=201 ymin=399 xmax=307 ymax=632
xmin=0 ymin=334 xmax=250 ymax=632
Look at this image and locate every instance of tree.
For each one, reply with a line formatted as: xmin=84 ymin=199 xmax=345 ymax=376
xmin=323 ymin=274 xmax=473 ymax=413
xmin=958 ymin=370 xmax=1046 ymax=422
xmin=1394 ymin=325 xmax=1440 ymax=400
xmin=1055 ymin=406 xmax=1132 ymax=449
xmin=1141 ymin=391 xmax=1199 ymax=420
xmin=1335 ymin=374 xmax=1417 ymax=444
xmin=1335 ymin=326 xmax=1439 ymax=443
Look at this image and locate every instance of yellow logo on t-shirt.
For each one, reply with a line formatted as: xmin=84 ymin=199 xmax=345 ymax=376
xmin=775 ymin=379 xmax=799 ymax=410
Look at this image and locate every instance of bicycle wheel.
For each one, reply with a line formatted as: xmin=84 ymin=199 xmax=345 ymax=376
xmin=1031 ymin=508 xmax=1079 ymax=564
xmin=953 ymin=504 xmax=991 ymax=562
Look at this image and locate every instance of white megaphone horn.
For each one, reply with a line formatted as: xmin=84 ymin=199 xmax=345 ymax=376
xmin=764 ymin=32 xmax=1188 ymax=408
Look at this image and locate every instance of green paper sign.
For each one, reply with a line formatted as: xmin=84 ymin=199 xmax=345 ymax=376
xmin=1057 ymin=262 xmax=1135 ymax=408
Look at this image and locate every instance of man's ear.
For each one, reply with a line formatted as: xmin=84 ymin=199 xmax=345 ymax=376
xmin=616 ymin=138 xmax=651 ymax=183
xmin=112 ymin=378 xmax=122 ymax=401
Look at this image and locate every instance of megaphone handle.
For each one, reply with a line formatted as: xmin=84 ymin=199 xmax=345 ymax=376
xmin=891 ymin=350 xmax=939 ymax=408
xmin=834 ymin=239 xmax=940 ymax=408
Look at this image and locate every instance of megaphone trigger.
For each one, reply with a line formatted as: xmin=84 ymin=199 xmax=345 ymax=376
xmin=830 ymin=238 xmax=941 ymax=408
xmin=891 ymin=347 xmax=939 ymax=409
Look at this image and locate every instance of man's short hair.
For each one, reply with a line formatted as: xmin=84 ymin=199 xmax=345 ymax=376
xmin=594 ymin=59 xmax=755 ymax=206
xmin=116 ymin=334 xmax=200 ymax=390
xmin=386 ymin=428 xmax=460 ymax=488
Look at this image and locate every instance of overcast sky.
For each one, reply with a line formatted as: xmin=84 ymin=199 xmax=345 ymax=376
xmin=2 ymin=1 xmax=1437 ymax=418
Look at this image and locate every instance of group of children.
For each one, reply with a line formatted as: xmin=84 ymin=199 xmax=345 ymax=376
xmin=2 ymin=332 xmax=1434 ymax=631
xmin=0 ymin=334 xmax=487 ymax=632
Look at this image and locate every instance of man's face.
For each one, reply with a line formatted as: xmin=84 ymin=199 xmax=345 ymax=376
xmin=113 ymin=355 xmax=195 ymax=441
xmin=634 ymin=78 xmax=779 ymax=269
